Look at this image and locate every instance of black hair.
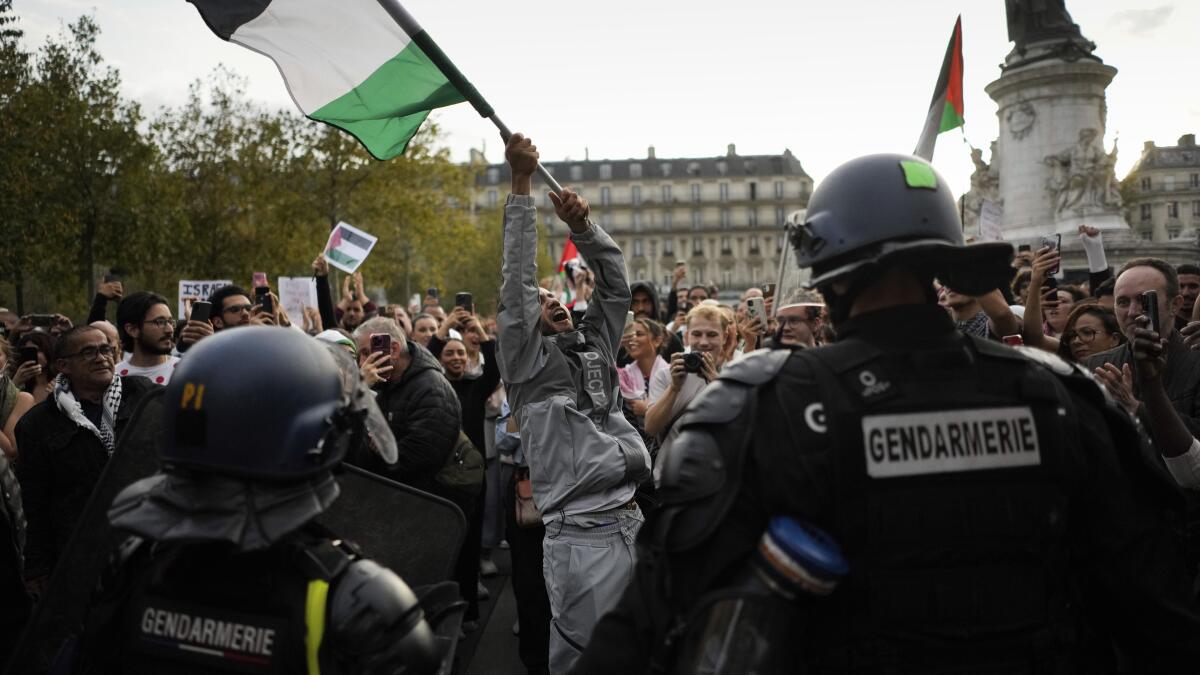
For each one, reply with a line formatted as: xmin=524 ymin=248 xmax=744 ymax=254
xmin=1177 ymin=263 xmax=1200 ymax=277
xmin=1057 ymin=302 xmax=1125 ymax=362
xmin=208 ymin=284 xmax=250 ymax=312
xmin=116 ymin=291 xmax=169 ymax=352
xmin=1094 ymin=277 xmax=1115 ymax=298
xmin=52 ymin=325 xmax=103 ymax=363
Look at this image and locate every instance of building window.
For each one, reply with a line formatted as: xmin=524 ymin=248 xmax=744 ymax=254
xmin=1140 ymin=229 xmax=1153 ymax=241
xmin=633 ymin=239 xmax=645 ymax=257
xmin=661 ymin=163 xmax=673 ymax=177
xmin=487 ymin=168 xmax=500 ymax=184
xmin=633 ymin=211 xmax=643 ymax=232
xmin=691 ymin=210 xmax=702 ymax=230
xmin=720 ymin=236 xmax=731 ymax=254
xmin=487 ymin=190 xmax=498 ymax=207
xmin=775 ymin=206 xmax=786 ymax=225
xmin=1168 ymin=201 xmax=1180 ymax=218
xmin=1141 ymin=177 xmax=1152 ymax=191
xmin=776 ymin=235 xmax=784 ymax=252
xmin=630 ymin=163 xmax=643 ymax=178
xmin=663 ymin=210 xmax=673 ymax=230
xmin=748 ymin=208 xmax=758 ymax=228
xmin=719 ymin=208 xmax=731 ymax=229
xmin=692 ymin=237 xmax=704 ymax=255
xmin=691 ymin=184 xmax=701 ymax=203
xmin=687 ymin=162 xmax=701 ymax=176
xmin=1140 ymin=204 xmax=1152 ymax=221
xmin=749 ymin=236 xmax=761 ymax=254
xmin=719 ymin=183 xmax=729 ymax=202
xmin=1168 ymin=228 xmax=1182 ymax=241
xmin=716 ymin=160 xmax=727 ymax=175
xmin=749 ymin=182 xmax=757 ymax=201
xmin=599 ymin=164 xmax=612 ymax=180
xmin=1193 ymin=201 xmax=1200 ymax=218
xmin=600 ymin=212 xmax=613 ymax=228
xmin=570 ymin=165 xmax=583 ymax=181
xmin=600 ymin=186 xmax=611 ymax=206
xmin=632 ymin=186 xmax=642 ymax=206
xmin=774 ymin=181 xmax=784 ymax=199
xmin=661 ymin=185 xmax=672 ymax=202
xmin=663 ymin=238 xmax=675 ymax=256
xmin=1192 ymin=173 xmax=1200 ymax=188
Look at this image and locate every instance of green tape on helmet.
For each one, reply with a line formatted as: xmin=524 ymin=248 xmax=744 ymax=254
xmin=900 ymin=161 xmax=938 ymax=190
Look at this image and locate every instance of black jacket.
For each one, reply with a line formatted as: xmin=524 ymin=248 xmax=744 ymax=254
xmin=13 ymin=376 xmax=156 ymax=579
xmin=427 ymin=338 xmax=501 ymax=455
xmin=356 ymin=341 xmax=461 ymax=493
xmin=620 ymin=280 xmax=683 ymax=366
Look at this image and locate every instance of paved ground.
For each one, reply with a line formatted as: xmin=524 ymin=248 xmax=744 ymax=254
xmin=459 ymin=549 xmax=526 ymax=675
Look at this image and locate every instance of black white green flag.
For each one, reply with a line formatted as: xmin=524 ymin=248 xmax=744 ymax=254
xmin=188 ymin=0 xmax=470 ymax=159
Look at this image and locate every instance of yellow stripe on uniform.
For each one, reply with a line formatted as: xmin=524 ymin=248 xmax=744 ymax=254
xmin=305 ymin=579 xmax=330 ymax=675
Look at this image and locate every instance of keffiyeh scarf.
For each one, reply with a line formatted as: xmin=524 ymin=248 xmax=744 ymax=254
xmin=53 ymin=373 xmax=123 ymax=453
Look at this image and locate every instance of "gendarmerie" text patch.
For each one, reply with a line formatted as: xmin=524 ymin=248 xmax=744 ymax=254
xmin=863 ymin=406 xmax=1040 ymax=478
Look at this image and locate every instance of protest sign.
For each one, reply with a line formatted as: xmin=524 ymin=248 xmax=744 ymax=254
xmin=178 ymin=280 xmax=232 ymax=318
xmin=324 ymin=221 xmax=378 ymax=274
xmin=979 ymin=200 xmax=1004 ymax=242
xmin=278 ymin=276 xmax=319 ymax=326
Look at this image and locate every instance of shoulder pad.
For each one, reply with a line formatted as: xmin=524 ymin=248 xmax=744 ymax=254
xmin=718 ymin=349 xmax=790 ymax=386
xmin=657 ymin=423 xmax=725 ymax=506
xmin=328 ymin=558 xmax=439 ymax=670
xmin=1011 ymin=344 xmax=1075 ymax=376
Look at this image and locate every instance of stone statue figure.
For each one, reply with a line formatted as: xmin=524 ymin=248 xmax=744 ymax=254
xmin=962 ymin=145 xmax=1002 ymax=229
xmin=1044 ymin=128 xmax=1120 ymax=216
xmin=1005 ymin=0 xmax=1081 ymax=49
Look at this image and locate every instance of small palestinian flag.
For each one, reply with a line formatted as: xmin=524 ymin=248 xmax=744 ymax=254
xmin=557 ymin=239 xmax=580 ymax=306
xmin=913 ymin=16 xmax=964 ymax=161
xmin=188 ymin=0 xmax=471 ymax=160
xmin=324 ymin=221 xmax=378 ymax=274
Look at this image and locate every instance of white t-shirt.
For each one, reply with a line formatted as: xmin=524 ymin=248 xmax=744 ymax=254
xmin=116 ymin=356 xmax=181 ymax=386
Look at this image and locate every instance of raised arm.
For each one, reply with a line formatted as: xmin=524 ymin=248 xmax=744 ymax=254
xmin=551 ymin=188 xmax=632 ymax=353
xmin=496 ymin=133 xmax=548 ymax=385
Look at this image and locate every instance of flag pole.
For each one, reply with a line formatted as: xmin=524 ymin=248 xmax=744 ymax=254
xmin=375 ymin=0 xmax=563 ymax=195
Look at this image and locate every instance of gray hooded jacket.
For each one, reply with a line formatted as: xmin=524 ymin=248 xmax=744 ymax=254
xmin=497 ymin=195 xmax=651 ymax=519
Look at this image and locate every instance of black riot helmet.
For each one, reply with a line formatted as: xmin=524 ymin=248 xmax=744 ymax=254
xmin=793 ymin=154 xmax=1012 ymax=296
xmin=161 ymin=326 xmax=360 ymax=481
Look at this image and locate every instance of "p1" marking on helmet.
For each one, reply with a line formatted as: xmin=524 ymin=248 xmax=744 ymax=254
xmin=180 ymin=383 xmax=206 ymax=411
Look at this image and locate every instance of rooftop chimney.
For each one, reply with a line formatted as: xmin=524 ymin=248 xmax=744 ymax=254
xmin=1179 ymin=134 xmax=1196 ymax=147
xmin=1144 ymin=140 xmax=1156 ymax=152
xmin=469 ymin=148 xmax=487 ymax=164
xmin=647 ymin=145 xmax=656 ymax=160
xmin=726 ymin=143 xmax=737 ymax=157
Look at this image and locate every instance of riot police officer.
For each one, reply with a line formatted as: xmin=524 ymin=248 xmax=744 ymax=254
xmin=70 ymin=327 xmax=443 ymax=674
xmin=576 ymin=154 xmax=1200 ymax=673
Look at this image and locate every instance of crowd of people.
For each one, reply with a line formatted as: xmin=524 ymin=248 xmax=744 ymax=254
xmin=3 ymin=136 xmax=1200 ymax=673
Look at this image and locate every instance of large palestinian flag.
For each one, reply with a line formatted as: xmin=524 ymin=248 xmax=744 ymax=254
xmin=188 ymin=0 xmax=469 ymax=160
xmin=913 ymin=16 xmax=964 ymax=161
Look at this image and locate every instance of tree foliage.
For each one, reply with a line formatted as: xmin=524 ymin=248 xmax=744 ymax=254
xmin=0 ymin=7 xmax=514 ymax=319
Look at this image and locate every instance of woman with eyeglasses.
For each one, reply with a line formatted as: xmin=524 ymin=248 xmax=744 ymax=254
xmin=1057 ymin=303 xmax=1125 ymax=363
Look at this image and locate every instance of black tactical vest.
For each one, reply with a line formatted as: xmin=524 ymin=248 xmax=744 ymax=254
xmin=83 ymin=530 xmax=354 ymax=675
xmin=657 ymin=335 xmax=1082 ymax=673
xmin=792 ymin=336 xmax=1075 ymax=671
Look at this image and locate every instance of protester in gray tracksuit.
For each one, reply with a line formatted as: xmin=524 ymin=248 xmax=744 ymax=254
xmin=497 ymin=133 xmax=652 ymax=674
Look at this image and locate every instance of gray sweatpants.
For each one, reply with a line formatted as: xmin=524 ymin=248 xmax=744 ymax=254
xmin=542 ymin=506 xmax=643 ymax=675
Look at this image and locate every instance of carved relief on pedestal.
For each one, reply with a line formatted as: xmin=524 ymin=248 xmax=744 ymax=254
xmin=1006 ymin=101 xmax=1036 ymax=140
xmin=1043 ymin=128 xmax=1122 ymax=217
xmin=961 ymin=142 xmax=1002 ymax=229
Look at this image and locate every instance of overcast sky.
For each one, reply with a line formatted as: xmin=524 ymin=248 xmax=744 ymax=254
xmin=14 ymin=0 xmax=1199 ymax=199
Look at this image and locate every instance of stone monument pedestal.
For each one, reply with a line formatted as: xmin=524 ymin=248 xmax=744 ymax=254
xmin=985 ymin=54 xmax=1125 ymax=242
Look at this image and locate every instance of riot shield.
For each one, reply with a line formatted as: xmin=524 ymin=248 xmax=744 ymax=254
xmin=5 ymin=387 xmax=167 ymax=674
xmin=320 ymin=463 xmax=466 ymax=587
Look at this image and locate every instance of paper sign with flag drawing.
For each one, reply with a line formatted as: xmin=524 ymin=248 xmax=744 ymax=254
xmin=324 ymin=222 xmax=378 ymax=274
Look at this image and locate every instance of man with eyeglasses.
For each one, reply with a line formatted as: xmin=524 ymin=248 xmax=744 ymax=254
xmin=773 ymin=292 xmax=826 ymax=349
xmin=115 ymin=291 xmax=180 ymax=385
xmin=13 ymin=326 xmax=156 ymax=596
